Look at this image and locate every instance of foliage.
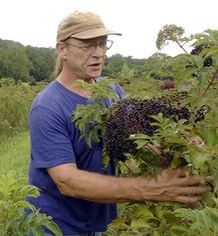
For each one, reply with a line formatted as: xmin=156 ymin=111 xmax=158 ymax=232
xmin=103 ymin=54 xmax=127 ymax=78
xmin=0 ymin=131 xmax=30 ymax=178
xmin=71 ymin=79 xmax=120 ymax=147
xmin=25 ymin=46 xmax=57 ymax=82
xmin=0 ymin=41 xmax=32 ymax=82
xmin=145 ymin=55 xmax=182 ymax=81
xmin=103 ymin=54 xmax=146 ymax=82
xmin=0 ymin=79 xmax=47 ymax=137
xmin=121 ymin=75 xmax=162 ymax=99
xmin=173 ymin=198 xmax=218 ymax=235
xmin=0 ymin=171 xmax=63 ymax=236
xmin=107 ymin=29 xmax=218 ymax=236
xmin=71 ymin=29 xmax=218 ymax=235
xmin=0 ymin=39 xmax=56 ymax=83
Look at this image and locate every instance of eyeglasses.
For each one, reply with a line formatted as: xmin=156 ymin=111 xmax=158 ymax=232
xmin=66 ymin=39 xmax=113 ymax=52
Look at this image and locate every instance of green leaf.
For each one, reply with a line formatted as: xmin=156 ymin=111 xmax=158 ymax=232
xmin=29 ymin=226 xmax=44 ymax=236
xmin=14 ymin=200 xmax=36 ymax=211
xmin=134 ymin=139 xmax=147 ymax=149
xmin=42 ymin=221 xmax=63 ymax=236
xmin=110 ymin=218 xmax=130 ymax=229
xmin=150 ymin=231 xmax=162 ymax=236
xmin=132 ymin=205 xmax=155 ymax=219
xmin=131 ymin=218 xmax=151 ymax=229
xmin=200 ymin=126 xmax=218 ymax=145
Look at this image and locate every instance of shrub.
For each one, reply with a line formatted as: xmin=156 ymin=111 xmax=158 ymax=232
xmin=0 ymin=171 xmax=63 ymax=236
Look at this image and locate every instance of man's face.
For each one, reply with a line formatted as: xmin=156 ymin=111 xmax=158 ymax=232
xmin=64 ymin=36 xmax=110 ymax=82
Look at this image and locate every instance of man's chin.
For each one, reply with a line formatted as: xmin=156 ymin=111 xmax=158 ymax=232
xmin=84 ymin=77 xmax=97 ymax=84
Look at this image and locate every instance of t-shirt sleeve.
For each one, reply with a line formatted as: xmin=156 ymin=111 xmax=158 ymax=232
xmin=114 ymin=83 xmax=126 ymax=99
xmin=29 ymin=105 xmax=75 ymax=168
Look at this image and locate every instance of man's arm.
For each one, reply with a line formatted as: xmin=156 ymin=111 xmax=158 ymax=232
xmin=47 ymin=163 xmax=212 ymax=204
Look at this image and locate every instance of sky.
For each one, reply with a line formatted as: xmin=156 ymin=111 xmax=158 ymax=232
xmin=0 ymin=0 xmax=218 ymax=59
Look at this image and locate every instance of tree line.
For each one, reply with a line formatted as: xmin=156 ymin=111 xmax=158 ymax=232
xmin=0 ymin=38 xmax=154 ymax=84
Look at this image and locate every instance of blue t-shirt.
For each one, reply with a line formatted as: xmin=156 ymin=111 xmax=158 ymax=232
xmin=27 ymin=79 xmax=125 ymax=234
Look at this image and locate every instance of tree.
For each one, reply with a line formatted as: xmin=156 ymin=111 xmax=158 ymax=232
xmin=0 ymin=42 xmax=32 ymax=82
xmin=25 ymin=46 xmax=56 ymax=82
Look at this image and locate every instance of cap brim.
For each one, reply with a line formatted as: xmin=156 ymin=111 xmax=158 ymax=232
xmin=70 ymin=28 xmax=122 ymax=39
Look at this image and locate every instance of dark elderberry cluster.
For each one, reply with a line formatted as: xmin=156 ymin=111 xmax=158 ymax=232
xmin=195 ymin=107 xmax=208 ymax=123
xmin=190 ymin=44 xmax=212 ymax=67
xmin=155 ymin=92 xmax=207 ymax=123
xmin=105 ymin=97 xmax=191 ymax=162
xmin=154 ymin=91 xmax=188 ymax=107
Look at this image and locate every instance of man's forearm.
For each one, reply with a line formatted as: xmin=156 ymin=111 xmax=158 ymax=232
xmin=51 ymin=165 xmax=144 ymax=203
xmin=48 ymin=163 xmax=213 ymax=204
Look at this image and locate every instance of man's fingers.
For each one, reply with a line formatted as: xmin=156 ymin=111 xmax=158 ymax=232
xmin=175 ymin=195 xmax=202 ymax=204
xmin=169 ymin=185 xmax=212 ymax=203
xmin=179 ymin=185 xmax=213 ymax=195
xmin=179 ymin=176 xmax=213 ymax=187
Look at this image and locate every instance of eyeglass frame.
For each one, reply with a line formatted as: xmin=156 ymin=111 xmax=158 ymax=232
xmin=64 ymin=38 xmax=113 ymax=52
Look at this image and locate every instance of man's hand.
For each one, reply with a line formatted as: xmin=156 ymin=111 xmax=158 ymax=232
xmin=143 ymin=168 xmax=213 ymax=203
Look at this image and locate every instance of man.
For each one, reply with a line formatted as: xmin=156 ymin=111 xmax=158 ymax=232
xmin=27 ymin=10 xmax=212 ymax=236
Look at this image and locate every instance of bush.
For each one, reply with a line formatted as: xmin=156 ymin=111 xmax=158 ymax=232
xmin=0 ymin=79 xmax=47 ymax=136
xmin=0 ymin=171 xmax=63 ymax=236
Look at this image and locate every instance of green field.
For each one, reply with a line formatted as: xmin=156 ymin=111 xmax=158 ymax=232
xmin=0 ymin=131 xmax=30 ymax=178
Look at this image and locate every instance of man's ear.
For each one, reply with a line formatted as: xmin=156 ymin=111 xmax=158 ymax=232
xmin=56 ymin=42 xmax=67 ymax=60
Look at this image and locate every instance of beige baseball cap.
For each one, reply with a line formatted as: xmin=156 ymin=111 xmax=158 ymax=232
xmin=56 ymin=10 xmax=122 ymax=42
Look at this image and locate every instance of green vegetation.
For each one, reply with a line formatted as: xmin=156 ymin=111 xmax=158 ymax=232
xmin=0 ymin=131 xmax=30 ymax=177
xmin=0 ymin=171 xmax=63 ymax=235
xmin=72 ymin=29 xmax=218 ymax=235
xmin=0 ymin=79 xmax=47 ymax=137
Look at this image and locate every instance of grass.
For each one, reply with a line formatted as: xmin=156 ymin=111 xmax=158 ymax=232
xmin=0 ymin=130 xmax=30 ymax=178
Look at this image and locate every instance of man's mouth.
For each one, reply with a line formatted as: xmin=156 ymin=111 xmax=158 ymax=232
xmin=90 ymin=62 xmax=101 ymax=66
xmin=89 ymin=62 xmax=102 ymax=70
